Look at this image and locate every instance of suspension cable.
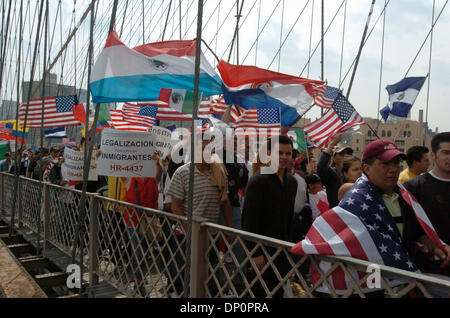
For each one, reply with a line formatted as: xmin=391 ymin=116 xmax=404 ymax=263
xmin=338 ymin=0 xmax=390 ymax=88
xmin=254 ymin=0 xmax=261 ymax=65
xmin=307 ymin=0 xmax=314 ymax=78
xmin=338 ymin=0 xmax=347 ymax=86
xmin=404 ymin=0 xmax=448 ymax=78
xmin=299 ymin=0 xmax=345 ymax=77
xmin=425 ymin=0 xmax=435 ymax=127
xmin=267 ymin=0 xmax=311 ymax=70
xmin=375 ymin=0 xmax=387 ymax=128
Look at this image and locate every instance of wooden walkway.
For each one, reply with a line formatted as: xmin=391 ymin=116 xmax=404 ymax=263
xmin=0 ymin=215 xmax=124 ymax=298
xmin=0 ymin=238 xmax=47 ymax=298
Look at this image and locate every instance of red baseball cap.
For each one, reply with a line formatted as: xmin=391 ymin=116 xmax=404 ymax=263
xmin=362 ymin=139 xmax=406 ymax=162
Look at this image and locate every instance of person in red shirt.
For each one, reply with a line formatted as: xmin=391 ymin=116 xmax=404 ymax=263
xmin=122 ymin=176 xmax=159 ymax=297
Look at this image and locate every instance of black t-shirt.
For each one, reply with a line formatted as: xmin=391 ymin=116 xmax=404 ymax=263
xmin=403 ymin=172 xmax=450 ymax=245
xmin=403 ymin=172 xmax=450 ymax=276
xmin=242 ymin=171 xmax=297 ymax=252
xmin=28 ymin=156 xmax=40 ymax=176
xmin=223 ymin=150 xmax=248 ymax=207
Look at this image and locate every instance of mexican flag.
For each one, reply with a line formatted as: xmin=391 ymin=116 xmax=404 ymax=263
xmin=288 ymin=129 xmax=307 ymax=151
xmin=158 ymin=88 xmax=202 ymax=114
xmin=0 ymin=140 xmax=10 ymax=160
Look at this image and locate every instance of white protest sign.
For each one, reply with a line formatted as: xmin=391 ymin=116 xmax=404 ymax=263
xmin=9 ymin=141 xmax=15 ymax=153
xmin=61 ymin=147 xmax=98 ymax=181
xmin=97 ymin=128 xmax=156 ymax=177
xmin=148 ymin=126 xmax=173 ymax=158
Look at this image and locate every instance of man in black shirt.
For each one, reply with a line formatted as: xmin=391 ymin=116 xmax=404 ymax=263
xmin=403 ymin=132 xmax=450 ymax=277
xmin=242 ymin=135 xmax=297 ymax=297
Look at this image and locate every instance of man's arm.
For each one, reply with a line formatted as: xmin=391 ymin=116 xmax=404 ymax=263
xmin=220 ymin=198 xmax=234 ymax=228
xmin=317 ymin=135 xmax=341 ymax=178
xmin=419 ymin=235 xmax=450 ymax=267
xmin=171 ymin=197 xmax=185 ymax=217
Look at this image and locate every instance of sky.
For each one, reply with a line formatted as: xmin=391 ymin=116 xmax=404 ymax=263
xmin=4 ymin=0 xmax=450 ymax=132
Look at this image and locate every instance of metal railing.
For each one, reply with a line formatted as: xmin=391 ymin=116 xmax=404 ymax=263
xmin=1 ymin=172 xmax=449 ymax=298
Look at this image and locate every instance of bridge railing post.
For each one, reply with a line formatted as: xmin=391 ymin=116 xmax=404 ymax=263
xmin=18 ymin=178 xmax=23 ymax=227
xmin=43 ymin=182 xmax=51 ymax=251
xmin=189 ymin=217 xmax=207 ymax=298
xmin=89 ymin=195 xmax=99 ymax=287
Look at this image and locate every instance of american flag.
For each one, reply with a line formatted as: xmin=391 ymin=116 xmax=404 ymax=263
xmin=209 ymin=98 xmax=244 ymax=124
xmin=108 ymin=110 xmax=148 ymax=132
xmin=0 ymin=122 xmax=12 ymax=134
xmin=304 ymin=93 xmax=365 ymax=149
xmin=19 ymin=95 xmax=80 ymax=128
xmin=314 ymin=85 xmax=342 ymax=108
xmin=122 ymin=103 xmax=158 ymax=127
xmin=291 ymin=175 xmax=446 ymax=294
xmin=235 ymin=107 xmax=281 ymax=137
xmin=123 ymin=100 xmax=212 ymax=121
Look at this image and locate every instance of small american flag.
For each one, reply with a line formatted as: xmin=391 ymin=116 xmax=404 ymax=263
xmin=122 ymin=103 xmax=158 ymax=127
xmin=19 ymin=95 xmax=80 ymax=128
xmin=209 ymin=97 xmax=244 ymax=124
xmin=304 ymin=93 xmax=365 ymax=149
xmin=235 ymin=107 xmax=281 ymax=137
xmin=123 ymin=100 xmax=212 ymax=121
xmin=314 ymin=85 xmax=342 ymax=108
xmin=0 ymin=122 xmax=12 ymax=134
xmin=109 ymin=110 xmax=148 ymax=131
xmin=292 ymin=175 xmax=446 ymax=294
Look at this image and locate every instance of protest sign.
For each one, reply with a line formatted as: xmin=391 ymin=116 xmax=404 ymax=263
xmin=61 ymin=147 xmax=98 ymax=181
xmin=97 ymin=128 xmax=156 ymax=177
xmin=148 ymin=126 xmax=173 ymax=158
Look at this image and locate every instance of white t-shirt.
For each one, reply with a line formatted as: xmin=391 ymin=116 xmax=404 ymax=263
xmin=309 ymin=190 xmax=328 ymax=219
xmin=293 ymin=173 xmax=307 ymax=213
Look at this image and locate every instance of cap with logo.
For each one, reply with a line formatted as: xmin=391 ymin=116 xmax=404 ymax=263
xmin=333 ymin=144 xmax=353 ymax=156
xmin=362 ymin=139 xmax=406 ymax=162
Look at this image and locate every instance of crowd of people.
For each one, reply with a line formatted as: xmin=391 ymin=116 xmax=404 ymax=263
xmin=0 ymin=130 xmax=449 ymax=298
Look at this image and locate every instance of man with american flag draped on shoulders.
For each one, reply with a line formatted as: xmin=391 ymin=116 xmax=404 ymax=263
xmin=292 ymin=139 xmax=450 ymax=296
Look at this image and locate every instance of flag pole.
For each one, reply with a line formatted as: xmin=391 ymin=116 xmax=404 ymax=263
xmin=9 ymin=0 xmax=23 ymax=239
xmin=184 ymin=0 xmax=204 ymax=298
xmin=70 ymin=0 xmax=103 ymax=298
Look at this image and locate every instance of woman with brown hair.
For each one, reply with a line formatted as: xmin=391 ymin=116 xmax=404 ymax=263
xmin=337 ymin=155 xmax=362 ymax=201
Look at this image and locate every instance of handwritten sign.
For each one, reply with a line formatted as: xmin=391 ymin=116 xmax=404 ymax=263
xmin=148 ymin=126 xmax=173 ymax=158
xmin=97 ymin=128 xmax=156 ymax=177
xmin=61 ymin=147 xmax=98 ymax=181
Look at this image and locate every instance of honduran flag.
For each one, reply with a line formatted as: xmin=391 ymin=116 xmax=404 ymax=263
xmin=90 ymin=30 xmax=222 ymax=104
xmin=380 ymin=76 xmax=427 ymax=121
xmin=44 ymin=127 xmax=67 ymax=139
xmin=217 ymin=60 xmax=326 ymax=127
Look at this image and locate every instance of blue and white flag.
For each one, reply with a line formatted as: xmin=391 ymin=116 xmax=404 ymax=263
xmin=380 ymin=76 xmax=426 ymax=121
xmin=44 ymin=127 xmax=67 ymax=139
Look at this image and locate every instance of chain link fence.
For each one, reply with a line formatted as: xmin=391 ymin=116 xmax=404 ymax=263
xmin=1 ymin=172 xmax=449 ymax=298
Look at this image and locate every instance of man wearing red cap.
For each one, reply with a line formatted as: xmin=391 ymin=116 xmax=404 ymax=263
xmin=361 ymin=139 xmax=408 ymax=235
xmin=291 ymin=139 xmax=449 ymax=296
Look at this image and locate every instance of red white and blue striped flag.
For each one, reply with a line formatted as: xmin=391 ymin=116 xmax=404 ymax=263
xmin=123 ymin=100 xmax=212 ymax=121
xmin=291 ymin=175 xmax=446 ymax=294
xmin=314 ymin=85 xmax=342 ymax=108
xmin=108 ymin=110 xmax=148 ymax=132
xmin=235 ymin=107 xmax=281 ymax=137
xmin=122 ymin=103 xmax=158 ymax=128
xmin=19 ymin=95 xmax=80 ymax=128
xmin=304 ymin=93 xmax=365 ymax=149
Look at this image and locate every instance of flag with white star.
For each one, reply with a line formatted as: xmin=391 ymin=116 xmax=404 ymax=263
xmin=291 ymin=174 xmax=446 ymax=294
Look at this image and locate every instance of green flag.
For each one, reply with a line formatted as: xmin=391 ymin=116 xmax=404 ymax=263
xmin=97 ymin=104 xmax=111 ymax=123
xmin=0 ymin=141 xmax=10 ymax=160
xmin=167 ymin=89 xmax=202 ymax=114
xmin=295 ymin=129 xmax=307 ymax=151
